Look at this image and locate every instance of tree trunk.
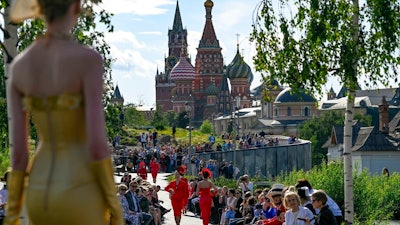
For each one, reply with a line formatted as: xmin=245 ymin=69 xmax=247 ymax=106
xmin=343 ymin=0 xmax=359 ymax=224
xmin=343 ymin=92 xmax=355 ymax=225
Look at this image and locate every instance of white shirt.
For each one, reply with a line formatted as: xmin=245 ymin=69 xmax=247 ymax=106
xmin=285 ymin=206 xmax=315 ymax=225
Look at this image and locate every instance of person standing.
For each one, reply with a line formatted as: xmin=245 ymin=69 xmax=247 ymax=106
xmin=196 ymin=168 xmax=218 ymax=225
xmin=164 ymin=170 xmax=189 ymax=225
xmin=310 ymin=191 xmax=337 ymax=225
xmin=137 ymin=161 xmax=148 ymax=181
xmin=149 ymin=157 xmax=160 ymax=184
xmin=6 ymin=1 xmax=123 ymax=225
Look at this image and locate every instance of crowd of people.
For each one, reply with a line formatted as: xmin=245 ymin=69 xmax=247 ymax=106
xmin=163 ymin=170 xmax=342 ymax=225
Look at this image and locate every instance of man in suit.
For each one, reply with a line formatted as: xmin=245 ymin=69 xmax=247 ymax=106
xmin=125 ymin=181 xmax=153 ymax=225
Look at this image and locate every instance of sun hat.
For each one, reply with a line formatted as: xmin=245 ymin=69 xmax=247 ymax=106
xmin=10 ymin=0 xmax=41 ymax=22
xmin=267 ymin=183 xmax=284 ymax=198
xmin=177 ymin=165 xmax=187 ymax=176
xmin=201 ymin=168 xmax=212 ymax=178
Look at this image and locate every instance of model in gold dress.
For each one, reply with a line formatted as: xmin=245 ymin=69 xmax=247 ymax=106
xmin=5 ymin=0 xmax=123 ymax=225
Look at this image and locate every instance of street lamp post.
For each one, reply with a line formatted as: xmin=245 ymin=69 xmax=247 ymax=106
xmin=185 ymin=102 xmax=192 ymax=150
xmin=234 ymin=96 xmax=241 ymax=167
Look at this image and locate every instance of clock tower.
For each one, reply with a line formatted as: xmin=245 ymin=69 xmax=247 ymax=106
xmin=156 ymin=0 xmax=190 ymax=112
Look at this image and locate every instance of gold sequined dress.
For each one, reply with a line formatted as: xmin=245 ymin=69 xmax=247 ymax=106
xmin=23 ymin=94 xmax=109 ymax=225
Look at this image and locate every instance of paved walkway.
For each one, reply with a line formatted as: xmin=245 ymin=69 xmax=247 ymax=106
xmin=115 ymin=172 xmax=204 ymax=225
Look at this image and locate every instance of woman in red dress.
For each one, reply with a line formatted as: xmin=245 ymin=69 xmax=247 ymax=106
xmin=149 ymin=157 xmax=160 ymax=183
xmin=137 ymin=161 xmax=147 ymax=181
xmin=196 ymin=168 xmax=217 ymax=225
xmin=164 ymin=170 xmax=189 ymax=225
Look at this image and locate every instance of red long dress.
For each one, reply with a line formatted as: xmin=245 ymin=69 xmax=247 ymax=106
xmin=149 ymin=160 xmax=160 ymax=181
xmin=137 ymin=161 xmax=147 ymax=180
xmin=165 ymin=179 xmax=189 ymax=216
xmin=199 ymin=187 xmax=212 ymax=225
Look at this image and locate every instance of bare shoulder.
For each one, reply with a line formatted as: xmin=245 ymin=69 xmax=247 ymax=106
xmin=74 ymin=44 xmax=103 ymax=65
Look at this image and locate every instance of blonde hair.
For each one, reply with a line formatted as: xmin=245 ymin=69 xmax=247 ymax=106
xmin=283 ymin=192 xmax=300 ymax=209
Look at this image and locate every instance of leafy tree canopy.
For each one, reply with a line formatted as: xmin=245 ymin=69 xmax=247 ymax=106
xmin=251 ymin=0 xmax=400 ymax=96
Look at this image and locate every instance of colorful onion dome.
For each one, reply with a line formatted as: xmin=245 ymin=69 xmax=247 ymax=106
xmin=170 ymin=56 xmax=195 ymax=81
xmin=205 ymin=83 xmax=219 ymax=96
xmin=275 ymin=88 xmax=316 ymax=103
xmin=226 ymin=49 xmax=253 ymax=83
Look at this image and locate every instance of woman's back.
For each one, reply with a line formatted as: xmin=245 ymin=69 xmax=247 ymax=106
xmin=11 ymin=37 xmax=100 ymax=97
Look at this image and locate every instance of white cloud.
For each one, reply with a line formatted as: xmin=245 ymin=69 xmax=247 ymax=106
xmin=111 ymin=48 xmax=155 ymax=79
xmin=99 ymin=0 xmax=175 ymax=15
xmin=105 ymin=30 xmax=146 ymax=49
xmin=138 ymin=31 xmax=163 ymax=35
xmin=214 ymin=1 xmax=256 ymax=32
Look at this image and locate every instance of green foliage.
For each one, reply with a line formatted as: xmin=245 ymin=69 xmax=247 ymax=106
xmin=354 ymin=113 xmax=372 ymax=126
xmin=165 ymin=110 xmax=177 ymax=126
xmin=151 ymin=105 xmax=168 ymax=130
xmin=176 ymin=111 xmax=189 ymax=129
xmin=123 ymin=106 xmax=146 ymax=127
xmin=298 ymin=111 xmax=344 ymax=165
xmin=200 ymin=119 xmax=213 ymax=134
xmin=251 ymin=0 xmax=400 ymax=97
xmin=105 ymin=104 xmax=122 ymax=141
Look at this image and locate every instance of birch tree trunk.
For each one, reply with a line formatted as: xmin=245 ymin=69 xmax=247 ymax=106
xmin=343 ymin=92 xmax=355 ymax=225
xmin=343 ymin=0 xmax=359 ymax=224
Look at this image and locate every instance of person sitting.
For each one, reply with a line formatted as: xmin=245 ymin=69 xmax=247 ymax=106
xmin=117 ymin=184 xmax=140 ymax=225
xmin=311 ymin=190 xmax=337 ymax=225
xmin=295 ymin=179 xmax=342 ymax=224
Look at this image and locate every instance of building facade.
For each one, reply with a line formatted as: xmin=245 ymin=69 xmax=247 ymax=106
xmin=155 ymin=0 xmax=253 ymax=125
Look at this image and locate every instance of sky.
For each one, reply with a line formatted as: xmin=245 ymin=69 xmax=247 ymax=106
xmin=94 ymin=0 xmax=399 ymax=107
xmin=97 ymin=0 xmax=267 ymax=106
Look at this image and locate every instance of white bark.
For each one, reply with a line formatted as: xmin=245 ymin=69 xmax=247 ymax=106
xmin=343 ymin=92 xmax=355 ymax=225
xmin=343 ymin=0 xmax=359 ymax=224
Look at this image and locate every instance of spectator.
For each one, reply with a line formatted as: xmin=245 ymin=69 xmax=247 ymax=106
xmin=311 ymin=190 xmax=337 ymax=225
xmin=295 ymin=179 xmax=342 ymax=224
xmin=118 ymin=184 xmax=140 ymax=225
xmin=297 ymin=186 xmax=316 ymax=215
xmin=266 ymin=184 xmax=286 ymax=213
xmin=283 ymin=192 xmax=314 ymax=225
xmin=141 ymin=132 xmax=148 ymax=148
xmin=0 ymin=171 xmax=8 ymax=225
xmin=382 ymin=167 xmax=390 ymax=177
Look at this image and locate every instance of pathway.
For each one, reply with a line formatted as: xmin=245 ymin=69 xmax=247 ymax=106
xmin=115 ymin=172 xmax=204 ymax=225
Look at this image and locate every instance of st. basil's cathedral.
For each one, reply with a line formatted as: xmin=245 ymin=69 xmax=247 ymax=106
xmin=155 ymin=0 xmax=254 ymax=124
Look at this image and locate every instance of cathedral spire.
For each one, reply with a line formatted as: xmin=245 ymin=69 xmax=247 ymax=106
xmin=172 ymin=0 xmax=183 ymax=31
xmin=199 ymin=0 xmax=219 ymax=48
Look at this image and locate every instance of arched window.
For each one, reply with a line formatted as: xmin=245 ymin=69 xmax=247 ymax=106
xmin=287 ymin=107 xmax=291 ymax=116
xmin=274 ymin=107 xmax=279 ymax=117
xmin=303 ymin=106 xmax=310 ymax=117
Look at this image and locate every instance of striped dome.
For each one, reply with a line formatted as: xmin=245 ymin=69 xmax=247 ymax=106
xmin=170 ymin=56 xmax=195 ymax=81
xmin=226 ymin=50 xmax=253 ymax=83
xmin=205 ymin=83 xmax=219 ymax=96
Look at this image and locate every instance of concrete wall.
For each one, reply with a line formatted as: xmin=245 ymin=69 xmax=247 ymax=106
xmin=197 ymin=141 xmax=312 ymax=178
